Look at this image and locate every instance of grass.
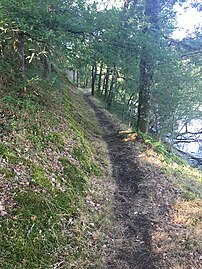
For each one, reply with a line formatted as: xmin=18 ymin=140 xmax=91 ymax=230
xmin=58 ymin=157 xmax=87 ymax=193
xmin=1 ymin=191 xmax=56 ymax=268
xmin=0 ymin=167 xmax=15 ymax=179
xmin=142 ymin=133 xmax=202 ymax=200
xmin=0 ymin=79 xmax=111 ymax=269
xmin=31 ymin=164 xmax=52 ymax=189
xmin=120 ymin=130 xmax=201 ymax=268
xmin=0 ymin=187 xmax=90 ymax=268
xmin=127 ymin=132 xmax=202 ymax=268
xmin=0 ymin=142 xmax=8 ymax=155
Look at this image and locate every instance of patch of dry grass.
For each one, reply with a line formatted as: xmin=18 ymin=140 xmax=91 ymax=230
xmin=135 ymin=143 xmax=202 ymax=269
xmin=80 ymin=99 xmax=202 ymax=269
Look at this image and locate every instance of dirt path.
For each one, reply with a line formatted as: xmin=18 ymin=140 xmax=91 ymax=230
xmin=84 ymin=95 xmax=167 ymax=269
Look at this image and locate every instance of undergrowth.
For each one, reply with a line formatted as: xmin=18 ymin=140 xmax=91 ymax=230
xmin=143 ymin=133 xmax=202 ymax=200
xmin=0 ymin=77 xmax=107 ymax=268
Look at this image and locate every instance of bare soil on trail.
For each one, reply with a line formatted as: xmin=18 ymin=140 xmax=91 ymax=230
xmin=84 ymin=95 xmax=196 ymax=269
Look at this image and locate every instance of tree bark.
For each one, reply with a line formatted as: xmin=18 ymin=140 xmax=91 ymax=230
xmin=107 ymin=67 xmax=118 ymax=109
xmin=91 ymin=62 xmax=97 ymax=96
xmin=137 ymin=49 xmax=154 ymax=133
xmin=103 ymin=67 xmax=110 ymax=99
xmin=73 ymin=69 xmax=76 ymax=83
xmin=18 ymin=32 xmax=25 ymax=81
xmin=136 ymin=0 xmax=160 ymax=133
xmin=76 ymin=70 xmax=79 ymax=87
xmin=98 ymin=63 xmax=103 ymax=95
xmin=44 ymin=42 xmax=52 ymax=77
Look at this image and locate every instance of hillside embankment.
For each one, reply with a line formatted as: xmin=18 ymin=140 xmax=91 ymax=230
xmin=0 ymin=82 xmax=201 ymax=269
xmin=0 ymin=81 xmax=114 ymax=268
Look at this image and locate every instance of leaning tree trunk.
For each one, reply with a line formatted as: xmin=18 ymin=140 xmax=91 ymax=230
xmin=137 ymin=0 xmax=160 ymax=133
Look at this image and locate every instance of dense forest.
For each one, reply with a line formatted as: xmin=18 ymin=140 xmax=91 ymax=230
xmin=1 ymin=0 xmax=201 ymax=134
xmin=0 ymin=0 xmax=202 ymax=268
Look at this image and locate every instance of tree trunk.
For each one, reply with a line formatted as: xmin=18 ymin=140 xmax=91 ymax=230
xmin=103 ymin=67 xmax=110 ymax=99
xmin=137 ymin=50 xmax=154 ymax=133
xmin=44 ymin=38 xmax=52 ymax=77
xmin=136 ymin=0 xmax=160 ymax=133
xmin=107 ymin=76 xmax=114 ymax=109
xmin=76 ymin=70 xmax=79 ymax=87
xmin=18 ymin=32 xmax=25 ymax=81
xmin=73 ymin=69 xmax=76 ymax=84
xmin=107 ymin=67 xmax=118 ymax=109
xmin=98 ymin=63 xmax=103 ymax=95
xmin=84 ymin=68 xmax=89 ymax=89
xmin=91 ymin=62 xmax=97 ymax=96
xmin=85 ymin=78 xmax=88 ymax=88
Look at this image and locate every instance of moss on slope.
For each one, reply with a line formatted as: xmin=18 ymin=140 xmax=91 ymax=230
xmin=0 ymin=78 xmax=111 ymax=269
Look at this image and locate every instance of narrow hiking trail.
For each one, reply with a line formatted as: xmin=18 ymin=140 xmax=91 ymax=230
xmin=84 ymin=95 xmax=178 ymax=269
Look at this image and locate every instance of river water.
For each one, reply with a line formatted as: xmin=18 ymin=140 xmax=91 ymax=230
xmin=173 ymin=119 xmax=202 ymax=169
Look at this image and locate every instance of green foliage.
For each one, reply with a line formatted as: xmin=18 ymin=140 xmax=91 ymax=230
xmin=0 ymin=142 xmax=8 ymax=156
xmin=0 ymin=148 xmax=92 ymax=268
xmin=1 ymin=0 xmax=202 ymax=136
xmin=144 ymin=133 xmax=188 ymax=165
xmin=0 ymin=192 xmax=54 ymax=268
xmin=44 ymin=132 xmax=64 ymax=151
xmin=1 ymin=144 xmax=29 ymax=166
xmin=72 ymin=144 xmax=102 ymax=176
xmin=0 ymin=183 xmax=88 ymax=269
xmin=145 ymin=135 xmax=168 ymax=155
xmin=1 ymin=0 xmax=201 ymax=267
xmin=0 ymin=168 xmax=15 ymax=179
xmin=58 ymin=157 xmax=86 ymax=193
xmin=31 ymin=165 xmax=52 ymax=189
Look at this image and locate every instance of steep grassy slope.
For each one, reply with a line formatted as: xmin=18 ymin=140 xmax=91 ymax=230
xmin=0 ymin=77 xmax=113 ymax=269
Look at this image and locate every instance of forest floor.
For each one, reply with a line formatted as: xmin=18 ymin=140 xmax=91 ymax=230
xmin=84 ymin=94 xmax=202 ymax=269
xmin=0 ymin=83 xmax=201 ymax=269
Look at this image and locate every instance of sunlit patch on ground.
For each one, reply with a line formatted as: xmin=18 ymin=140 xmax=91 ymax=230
xmin=134 ymin=145 xmax=202 ymax=268
xmin=151 ymin=199 xmax=202 ymax=269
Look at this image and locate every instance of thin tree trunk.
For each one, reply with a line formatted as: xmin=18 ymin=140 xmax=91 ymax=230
xmin=107 ymin=67 xmax=117 ymax=109
xmin=73 ymin=69 xmax=76 ymax=84
xmin=85 ymin=78 xmax=88 ymax=88
xmin=91 ymin=62 xmax=97 ymax=96
xmin=122 ymin=92 xmax=126 ymax=121
xmin=84 ymin=65 xmax=88 ymax=88
xmin=18 ymin=32 xmax=25 ymax=81
xmin=104 ymin=67 xmax=110 ymax=99
xmin=76 ymin=71 xmax=79 ymax=87
xmin=98 ymin=63 xmax=103 ymax=94
xmin=107 ymin=76 xmax=114 ymax=109
xmin=44 ymin=39 xmax=52 ymax=77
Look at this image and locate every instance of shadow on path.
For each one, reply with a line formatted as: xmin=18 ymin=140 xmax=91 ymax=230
xmin=84 ymin=95 xmax=161 ymax=269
